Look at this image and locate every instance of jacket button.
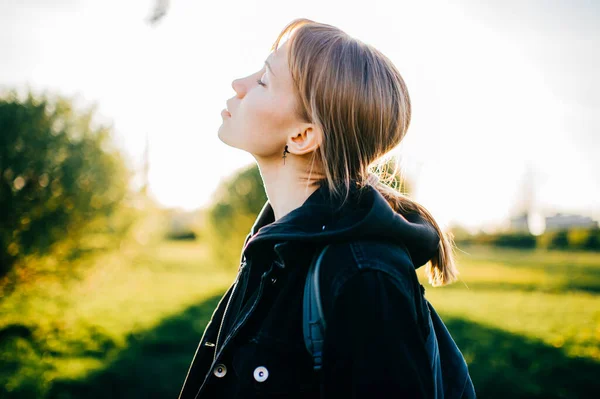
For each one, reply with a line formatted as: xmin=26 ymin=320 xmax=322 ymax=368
xmin=213 ymin=363 xmax=227 ymax=378
xmin=253 ymin=366 xmax=269 ymax=382
xmin=271 ymin=277 xmax=277 ymax=284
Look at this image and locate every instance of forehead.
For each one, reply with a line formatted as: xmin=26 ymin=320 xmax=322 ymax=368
xmin=267 ymin=40 xmax=290 ymax=73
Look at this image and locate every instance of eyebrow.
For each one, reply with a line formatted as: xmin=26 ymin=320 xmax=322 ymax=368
xmin=264 ymin=60 xmax=276 ymax=77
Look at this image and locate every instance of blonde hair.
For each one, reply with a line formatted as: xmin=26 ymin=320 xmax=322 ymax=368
xmin=271 ymin=18 xmax=458 ymax=287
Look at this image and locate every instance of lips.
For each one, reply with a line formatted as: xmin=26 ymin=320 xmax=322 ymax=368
xmin=221 ymin=109 xmax=231 ymax=118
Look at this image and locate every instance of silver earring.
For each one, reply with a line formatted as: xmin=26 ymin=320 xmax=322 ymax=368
xmin=282 ymin=145 xmax=290 ymax=165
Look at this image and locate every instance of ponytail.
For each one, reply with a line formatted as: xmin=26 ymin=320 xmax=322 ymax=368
xmin=367 ymin=171 xmax=459 ymax=287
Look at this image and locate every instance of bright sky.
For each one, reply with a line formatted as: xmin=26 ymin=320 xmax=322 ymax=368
xmin=2 ymin=0 xmax=599 ymax=232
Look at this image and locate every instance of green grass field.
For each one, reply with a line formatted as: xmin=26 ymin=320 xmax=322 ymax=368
xmin=1 ymin=241 xmax=599 ymax=398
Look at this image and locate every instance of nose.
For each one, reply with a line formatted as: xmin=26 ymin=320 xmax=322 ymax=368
xmin=231 ymin=78 xmax=245 ymax=98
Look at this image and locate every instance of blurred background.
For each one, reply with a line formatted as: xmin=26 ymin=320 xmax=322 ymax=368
xmin=1 ymin=0 xmax=598 ymax=398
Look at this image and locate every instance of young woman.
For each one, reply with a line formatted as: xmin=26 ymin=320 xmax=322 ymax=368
xmin=178 ymin=18 xmax=474 ymax=399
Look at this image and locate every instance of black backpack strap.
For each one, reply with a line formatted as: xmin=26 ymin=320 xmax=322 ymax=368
xmin=303 ymin=243 xmax=475 ymax=399
xmin=303 ymin=244 xmax=331 ymax=377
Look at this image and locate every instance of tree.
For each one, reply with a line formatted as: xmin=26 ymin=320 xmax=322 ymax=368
xmin=0 ymin=91 xmax=130 ymax=274
xmin=204 ymin=164 xmax=267 ymax=269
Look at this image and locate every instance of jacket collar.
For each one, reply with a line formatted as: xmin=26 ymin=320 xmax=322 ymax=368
xmin=243 ymin=179 xmax=440 ymax=269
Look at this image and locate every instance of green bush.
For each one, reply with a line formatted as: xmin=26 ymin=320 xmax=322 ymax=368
xmin=465 ymin=231 xmax=537 ymax=249
xmin=203 ymin=164 xmax=267 ymax=269
xmin=493 ymin=232 xmax=537 ymax=249
xmin=0 ymin=91 xmax=130 ymax=275
xmin=448 ymin=224 xmax=474 ymax=245
xmin=459 ymin=227 xmax=599 ymax=252
xmin=566 ymin=227 xmax=600 ymax=250
xmin=537 ymin=229 xmax=570 ymax=250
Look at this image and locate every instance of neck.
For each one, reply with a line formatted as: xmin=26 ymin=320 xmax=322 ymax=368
xmin=254 ymin=153 xmax=325 ymax=221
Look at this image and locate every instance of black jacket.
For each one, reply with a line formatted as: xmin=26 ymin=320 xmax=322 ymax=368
xmin=178 ymin=180 xmax=449 ymax=398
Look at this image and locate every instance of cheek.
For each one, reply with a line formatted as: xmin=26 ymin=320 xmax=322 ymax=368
xmin=244 ymin=92 xmax=288 ymax=131
xmin=220 ymin=89 xmax=297 ymax=156
xmin=238 ymin=92 xmax=294 ymax=141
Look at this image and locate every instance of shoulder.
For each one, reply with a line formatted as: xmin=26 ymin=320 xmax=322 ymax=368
xmin=317 ymin=239 xmax=420 ymax=311
xmin=319 ymin=239 xmax=417 ymax=288
xmin=317 ymin=242 xmax=436 ymax=398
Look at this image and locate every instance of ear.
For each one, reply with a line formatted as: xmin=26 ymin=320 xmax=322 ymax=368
xmin=288 ymin=123 xmax=323 ymax=155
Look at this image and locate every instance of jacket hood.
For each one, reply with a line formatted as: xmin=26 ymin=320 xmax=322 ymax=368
xmin=244 ymin=180 xmax=440 ymax=269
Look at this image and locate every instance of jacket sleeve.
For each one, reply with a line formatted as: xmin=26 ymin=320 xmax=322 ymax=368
xmin=321 ymin=270 xmax=434 ymax=398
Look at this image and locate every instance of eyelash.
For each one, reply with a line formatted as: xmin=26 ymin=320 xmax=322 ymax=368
xmin=256 ymin=78 xmax=266 ymax=87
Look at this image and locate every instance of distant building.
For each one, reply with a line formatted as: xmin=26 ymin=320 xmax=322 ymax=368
xmin=504 ymin=163 xmax=599 ymax=234
xmin=507 ymin=210 xmax=598 ymax=235
xmin=544 ymin=213 xmax=599 ymax=231
xmin=509 ymin=211 xmax=530 ymax=233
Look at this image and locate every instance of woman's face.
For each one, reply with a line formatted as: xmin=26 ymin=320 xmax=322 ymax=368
xmin=218 ymin=40 xmax=303 ymax=159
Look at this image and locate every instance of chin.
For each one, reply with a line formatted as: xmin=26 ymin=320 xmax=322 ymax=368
xmin=217 ymin=127 xmax=245 ymax=151
xmin=217 ymin=126 xmax=233 ymax=147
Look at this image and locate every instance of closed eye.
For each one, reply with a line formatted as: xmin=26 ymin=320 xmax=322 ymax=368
xmin=256 ymin=78 xmax=266 ymax=87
